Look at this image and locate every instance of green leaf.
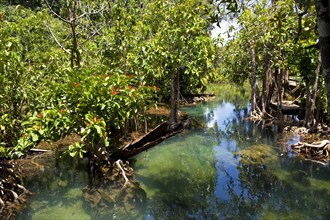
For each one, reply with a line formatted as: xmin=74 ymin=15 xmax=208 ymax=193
xmin=31 ymin=133 xmax=39 ymax=142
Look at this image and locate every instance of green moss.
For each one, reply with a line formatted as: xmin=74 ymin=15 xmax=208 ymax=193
xmin=273 ymin=169 xmax=330 ymax=195
xmin=260 ymin=209 xmax=305 ymax=220
xmin=234 ymin=144 xmax=277 ymax=166
xmin=309 ymin=177 xmax=330 ymax=195
xmin=30 ymin=200 xmax=91 ymax=220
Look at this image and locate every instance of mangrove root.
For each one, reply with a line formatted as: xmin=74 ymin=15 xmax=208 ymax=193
xmin=290 ymin=140 xmax=330 ymax=164
xmin=0 ymin=161 xmax=32 ymax=220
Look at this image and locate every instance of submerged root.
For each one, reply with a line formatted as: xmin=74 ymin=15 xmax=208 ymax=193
xmin=114 ymin=159 xmax=130 ymax=186
xmin=0 ymin=161 xmax=32 ymax=220
xmin=82 ymin=159 xmax=146 ymax=219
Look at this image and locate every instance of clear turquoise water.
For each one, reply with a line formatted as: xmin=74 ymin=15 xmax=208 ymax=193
xmin=18 ymin=94 xmax=330 ymax=220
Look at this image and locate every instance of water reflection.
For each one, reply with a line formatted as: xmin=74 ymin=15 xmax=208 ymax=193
xmin=134 ymin=89 xmax=330 ymax=219
xmin=17 ymin=85 xmax=330 ymax=219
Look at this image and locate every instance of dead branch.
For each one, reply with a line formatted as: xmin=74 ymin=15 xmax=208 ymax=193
xmin=29 ymin=149 xmax=52 ymax=153
xmin=75 ymin=4 xmax=106 ymax=21
xmin=44 ymin=22 xmax=71 ymax=55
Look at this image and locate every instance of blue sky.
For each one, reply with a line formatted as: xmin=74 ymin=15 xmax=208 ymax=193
xmin=211 ymin=19 xmax=238 ymax=41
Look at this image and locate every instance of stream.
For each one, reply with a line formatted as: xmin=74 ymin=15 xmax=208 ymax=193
xmin=17 ymin=86 xmax=330 ymax=219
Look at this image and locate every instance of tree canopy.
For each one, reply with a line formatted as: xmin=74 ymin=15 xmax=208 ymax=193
xmin=0 ymin=0 xmax=218 ymax=159
xmin=2 ymin=0 xmax=330 ymax=159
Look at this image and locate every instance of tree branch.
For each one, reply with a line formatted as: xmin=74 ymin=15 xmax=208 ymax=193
xmin=44 ymin=0 xmax=71 ymax=23
xmin=44 ymin=22 xmax=71 ymax=55
xmin=75 ymin=4 xmax=106 ymax=21
xmin=81 ymin=24 xmax=107 ymax=45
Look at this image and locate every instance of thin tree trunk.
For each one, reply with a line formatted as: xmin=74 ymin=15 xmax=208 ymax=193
xmin=250 ymin=45 xmax=258 ymax=116
xmin=169 ymin=68 xmax=180 ymax=124
xmin=305 ymin=54 xmax=321 ymax=127
xmin=70 ymin=22 xmax=80 ymax=68
xmin=71 ymin=0 xmax=80 ymax=68
xmin=304 ymin=82 xmax=313 ymax=127
xmin=315 ymin=0 xmax=330 ymax=123
xmin=260 ymin=55 xmax=272 ymax=116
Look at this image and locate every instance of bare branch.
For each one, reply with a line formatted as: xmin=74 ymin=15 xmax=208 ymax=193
xmin=44 ymin=22 xmax=71 ymax=55
xmin=75 ymin=4 xmax=107 ymax=21
xmin=81 ymin=24 xmax=107 ymax=45
xmin=44 ymin=0 xmax=71 ymax=23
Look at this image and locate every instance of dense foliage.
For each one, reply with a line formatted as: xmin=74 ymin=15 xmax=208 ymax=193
xmin=216 ymin=0 xmax=325 ymax=126
xmin=0 ymin=0 xmax=218 ymax=159
xmin=2 ymin=0 xmax=330 ymax=159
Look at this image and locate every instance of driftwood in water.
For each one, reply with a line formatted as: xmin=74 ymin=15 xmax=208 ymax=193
xmin=290 ymin=140 xmax=330 ymax=165
xmin=113 ymin=120 xmax=190 ymax=159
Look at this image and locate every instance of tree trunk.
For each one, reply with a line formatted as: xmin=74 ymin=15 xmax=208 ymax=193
xmin=315 ymin=0 xmax=330 ymax=123
xmin=70 ymin=22 xmax=81 ymax=68
xmin=304 ymin=83 xmax=313 ymax=126
xmin=304 ymin=54 xmax=321 ymax=127
xmin=70 ymin=0 xmax=80 ymax=68
xmin=250 ymin=45 xmax=259 ymax=116
xmin=275 ymin=68 xmax=284 ymax=129
xmin=259 ymin=53 xmax=273 ymax=116
xmin=169 ymin=68 xmax=180 ymax=124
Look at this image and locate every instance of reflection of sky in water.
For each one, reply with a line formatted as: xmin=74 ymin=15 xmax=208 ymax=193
xmin=206 ymin=102 xmax=245 ymax=201
xmin=214 ymin=143 xmax=240 ymax=201
xmin=206 ymin=101 xmax=235 ymax=129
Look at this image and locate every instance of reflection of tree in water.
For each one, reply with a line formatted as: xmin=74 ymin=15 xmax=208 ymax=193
xmin=215 ymin=104 xmax=277 ymax=149
xmin=215 ymin=144 xmax=330 ymax=219
xmin=212 ymin=145 xmax=276 ymax=219
xmin=211 ymin=103 xmax=330 ymax=218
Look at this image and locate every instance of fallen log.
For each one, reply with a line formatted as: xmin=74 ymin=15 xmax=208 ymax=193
xmin=112 ymin=120 xmax=190 ymax=159
xmin=270 ymin=101 xmax=304 ymax=115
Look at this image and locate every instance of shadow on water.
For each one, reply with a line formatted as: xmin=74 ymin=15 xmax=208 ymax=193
xmin=17 ymin=84 xmax=330 ymax=219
